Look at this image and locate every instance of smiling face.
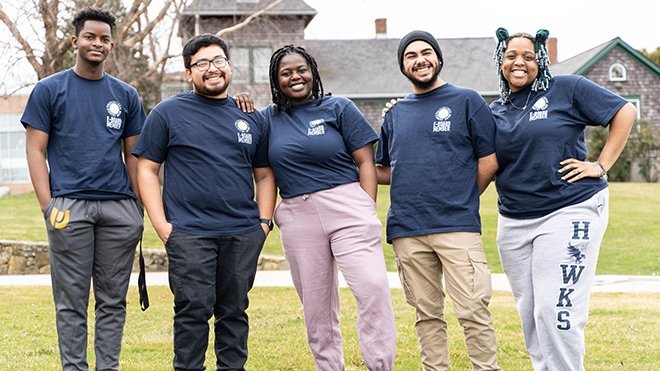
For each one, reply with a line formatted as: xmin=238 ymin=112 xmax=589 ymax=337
xmin=277 ymin=52 xmax=313 ymax=105
xmin=502 ymin=37 xmax=538 ymax=92
xmin=402 ymin=40 xmax=442 ymax=92
xmin=72 ymin=20 xmax=114 ymax=67
xmin=185 ymin=45 xmax=232 ymax=99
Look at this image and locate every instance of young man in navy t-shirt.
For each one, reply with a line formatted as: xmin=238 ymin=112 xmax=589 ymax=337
xmin=21 ymin=8 xmax=146 ymax=370
xmin=375 ymin=31 xmax=500 ymax=370
xmin=133 ymin=34 xmax=276 ymax=370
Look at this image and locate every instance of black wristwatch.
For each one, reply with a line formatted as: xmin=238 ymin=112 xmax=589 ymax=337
xmin=259 ymin=218 xmax=274 ymax=231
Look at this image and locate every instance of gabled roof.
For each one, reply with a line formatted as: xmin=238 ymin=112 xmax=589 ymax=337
xmin=552 ymin=37 xmax=660 ymax=76
xmin=183 ymin=0 xmax=317 ymax=17
xmin=304 ymin=37 xmax=499 ymax=98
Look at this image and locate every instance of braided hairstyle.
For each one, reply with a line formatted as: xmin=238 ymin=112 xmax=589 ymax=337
xmin=268 ymin=44 xmax=325 ymax=115
xmin=493 ymin=27 xmax=554 ymax=103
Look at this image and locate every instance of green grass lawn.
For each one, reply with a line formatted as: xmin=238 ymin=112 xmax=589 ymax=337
xmin=0 ymin=286 xmax=658 ymax=370
xmin=2 ymin=182 xmax=658 ymax=275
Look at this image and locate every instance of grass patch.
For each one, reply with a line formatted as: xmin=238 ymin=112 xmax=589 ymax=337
xmin=1 ymin=182 xmax=658 ymax=275
xmin=0 ymin=287 xmax=658 ymax=369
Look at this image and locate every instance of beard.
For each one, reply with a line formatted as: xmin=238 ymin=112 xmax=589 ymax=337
xmin=404 ymin=63 xmax=441 ymax=90
xmin=193 ymin=72 xmax=231 ymax=97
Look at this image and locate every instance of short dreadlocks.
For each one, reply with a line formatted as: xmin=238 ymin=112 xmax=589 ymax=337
xmin=268 ymin=44 xmax=325 ymax=115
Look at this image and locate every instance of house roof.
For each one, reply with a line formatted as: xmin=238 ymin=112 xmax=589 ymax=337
xmin=552 ymin=37 xmax=660 ymax=76
xmin=304 ymin=37 xmax=500 ymax=98
xmin=183 ymin=0 xmax=317 ymax=17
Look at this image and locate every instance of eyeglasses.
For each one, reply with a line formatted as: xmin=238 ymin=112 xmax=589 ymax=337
xmin=190 ymin=56 xmax=228 ymax=71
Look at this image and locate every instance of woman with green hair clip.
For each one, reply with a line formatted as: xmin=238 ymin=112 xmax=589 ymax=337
xmin=490 ymin=28 xmax=637 ymax=370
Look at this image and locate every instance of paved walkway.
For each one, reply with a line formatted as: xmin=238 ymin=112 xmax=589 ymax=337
xmin=1 ymin=271 xmax=659 ymax=293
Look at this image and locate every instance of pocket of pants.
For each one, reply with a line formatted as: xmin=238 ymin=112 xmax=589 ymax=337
xmin=164 ymin=228 xmax=178 ymax=249
xmin=43 ymin=197 xmax=57 ymax=219
xmin=355 ymin=183 xmax=377 ymax=208
xmin=467 ymin=248 xmax=491 ymax=297
xmin=273 ymin=200 xmax=284 ymax=227
xmin=395 ymin=257 xmax=417 ymax=306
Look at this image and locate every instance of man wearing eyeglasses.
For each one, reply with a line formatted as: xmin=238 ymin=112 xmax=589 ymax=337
xmin=133 ymin=33 xmax=276 ymax=370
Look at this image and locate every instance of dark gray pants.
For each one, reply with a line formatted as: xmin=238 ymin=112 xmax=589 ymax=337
xmin=45 ymin=197 xmax=143 ymax=371
xmin=165 ymin=228 xmax=265 ymax=371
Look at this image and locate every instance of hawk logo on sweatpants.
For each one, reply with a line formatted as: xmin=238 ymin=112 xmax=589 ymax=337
xmin=567 ymin=242 xmax=585 ymax=264
xmin=235 ymin=120 xmax=252 ymax=144
xmin=556 ymin=220 xmax=590 ymax=330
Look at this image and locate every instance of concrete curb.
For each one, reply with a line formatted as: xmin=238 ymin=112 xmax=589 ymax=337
xmin=1 ymin=271 xmax=659 ymax=293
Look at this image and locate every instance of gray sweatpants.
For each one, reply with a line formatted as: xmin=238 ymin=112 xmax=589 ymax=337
xmin=44 ymin=197 xmax=144 ymax=371
xmin=496 ymin=188 xmax=608 ymax=371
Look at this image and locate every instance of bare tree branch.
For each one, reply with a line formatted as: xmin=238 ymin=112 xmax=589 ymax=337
xmin=1 ymin=81 xmax=37 ymax=98
xmin=130 ymin=52 xmax=180 ymax=86
xmin=0 ymin=4 xmax=43 ymax=76
xmin=216 ymin=0 xmax=283 ymax=37
xmin=122 ymin=0 xmax=169 ymax=48
xmin=118 ymin=0 xmax=152 ymax=42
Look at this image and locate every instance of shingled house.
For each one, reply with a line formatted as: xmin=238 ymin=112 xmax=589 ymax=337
xmin=552 ymin=38 xmax=660 ymax=181
xmin=179 ymin=0 xmax=503 ymax=127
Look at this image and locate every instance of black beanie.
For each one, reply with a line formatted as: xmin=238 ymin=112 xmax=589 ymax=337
xmin=397 ymin=30 xmax=444 ymax=74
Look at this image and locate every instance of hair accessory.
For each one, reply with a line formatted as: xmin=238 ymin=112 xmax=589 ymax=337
xmin=495 ymin=27 xmax=509 ymax=42
xmin=532 ymin=29 xmax=553 ymax=91
xmin=493 ymin=27 xmax=510 ymax=102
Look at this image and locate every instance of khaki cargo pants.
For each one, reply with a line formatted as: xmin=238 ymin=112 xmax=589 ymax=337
xmin=393 ymin=232 xmax=499 ymax=371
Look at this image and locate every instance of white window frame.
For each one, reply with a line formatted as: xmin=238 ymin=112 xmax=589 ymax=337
xmin=608 ymin=63 xmax=627 ymax=82
xmin=232 ymin=46 xmax=272 ymax=83
xmin=626 ymin=98 xmax=641 ymax=120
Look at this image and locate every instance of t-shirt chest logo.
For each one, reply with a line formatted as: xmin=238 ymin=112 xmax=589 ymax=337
xmin=529 ymin=97 xmax=549 ymax=121
xmin=235 ymin=120 xmax=252 ymax=144
xmin=106 ymin=100 xmax=123 ymax=130
xmin=433 ymin=106 xmax=452 ymax=132
xmin=307 ymin=119 xmax=326 ymax=136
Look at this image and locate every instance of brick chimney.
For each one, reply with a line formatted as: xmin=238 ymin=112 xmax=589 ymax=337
xmin=375 ymin=18 xmax=387 ymax=39
xmin=547 ymin=37 xmax=558 ymax=64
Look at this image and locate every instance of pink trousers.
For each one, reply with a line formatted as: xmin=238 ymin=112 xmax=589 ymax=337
xmin=274 ymin=182 xmax=396 ymax=371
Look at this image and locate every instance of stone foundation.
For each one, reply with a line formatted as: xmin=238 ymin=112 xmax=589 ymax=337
xmin=0 ymin=240 xmax=288 ymax=275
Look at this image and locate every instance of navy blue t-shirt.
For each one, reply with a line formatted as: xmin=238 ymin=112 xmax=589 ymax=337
xmin=20 ymin=69 xmax=145 ymax=200
xmin=132 ymin=91 xmax=270 ymax=237
xmin=375 ymin=83 xmax=496 ymax=242
xmin=264 ymin=96 xmax=378 ymax=199
xmin=490 ymin=75 xmax=627 ymax=219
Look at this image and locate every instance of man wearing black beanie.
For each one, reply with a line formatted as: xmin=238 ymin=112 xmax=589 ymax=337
xmin=376 ymin=30 xmax=500 ymax=370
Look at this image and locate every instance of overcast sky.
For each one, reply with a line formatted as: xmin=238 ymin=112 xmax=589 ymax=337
xmin=1 ymin=0 xmax=657 ymax=94
xmin=303 ymin=0 xmax=658 ymax=62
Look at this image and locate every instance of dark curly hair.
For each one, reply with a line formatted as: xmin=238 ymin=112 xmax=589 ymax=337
xmin=182 ymin=34 xmax=230 ymax=70
xmin=72 ymin=8 xmax=116 ymax=36
xmin=268 ymin=44 xmax=325 ymax=115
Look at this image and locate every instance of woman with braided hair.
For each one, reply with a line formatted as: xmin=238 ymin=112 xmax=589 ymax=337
xmin=490 ymin=28 xmax=636 ymax=370
xmin=263 ymin=44 xmax=396 ymax=370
